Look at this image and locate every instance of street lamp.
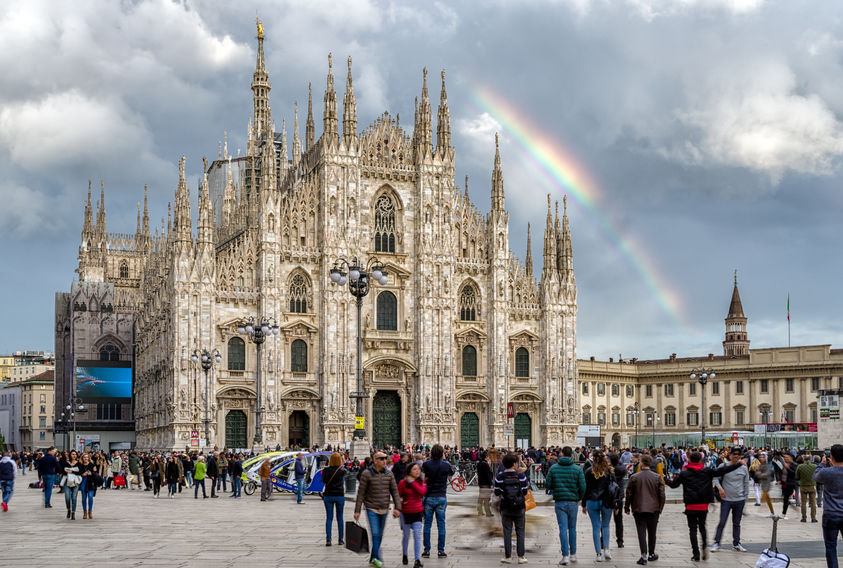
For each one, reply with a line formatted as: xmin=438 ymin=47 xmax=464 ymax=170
xmin=328 ymin=256 xmax=387 ymax=446
xmin=649 ymin=410 xmax=660 ymax=448
xmin=759 ymin=406 xmax=772 ymax=450
xmin=191 ymin=348 xmax=221 ymax=445
xmin=632 ymin=402 xmax=642 ymax=449
xmin=61 ymin=399 xmax=87 ymax=452
xmin=690 ymin=368 xmax=715 ymax=448
xmin=236 ymin=316 xmax=279 ymax=446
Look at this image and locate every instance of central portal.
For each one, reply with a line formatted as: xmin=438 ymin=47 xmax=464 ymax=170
xmin=372 ymin=390 xmax=401 ymax=448
xmin=288 ymin=410 xmax=310 ymax=449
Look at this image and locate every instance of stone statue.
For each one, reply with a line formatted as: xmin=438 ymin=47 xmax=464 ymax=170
xmin=179 ymin=387 xmax=187 ymax=410
xmin=365 ymin=313 xmax=371 ymax=329
xmin=267 ymin=391 xmax=275 ymax=410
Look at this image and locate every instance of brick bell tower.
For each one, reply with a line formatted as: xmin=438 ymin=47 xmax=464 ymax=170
xmin=723 ymin=271 xmax=750 ymax=356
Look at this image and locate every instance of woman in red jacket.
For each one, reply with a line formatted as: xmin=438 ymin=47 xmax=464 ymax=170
xmin=398 ymin=462 xmax=427 ymax=567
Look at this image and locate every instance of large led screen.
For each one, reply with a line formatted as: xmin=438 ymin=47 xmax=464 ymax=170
xmin=75 ymin=361 xmax=132 ymax=402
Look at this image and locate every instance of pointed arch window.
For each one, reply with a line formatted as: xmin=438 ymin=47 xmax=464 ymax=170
xmin=515 ymin=347 xmax=530 ymax=378
xmin=373 ymin=194 xmax=396 ymax=253
xmin=291 ymin=339 xmax=308 ymax=373
xmin=462 ymin=345 xmax=477 ymax=377
xmin=376 ymin=291 xmax=398 ymax=330
xmin=459 ymin=284 xmax=479 ymax=321
xmin=227 ymin=337 xmax=245 ymax=371
xmin=289 ymin=274 xmax=309 ymax=313
xmin=119 ymin=261 xmax=129 ymax=279
xmin=99 ymin=344 xmax=120 ymax=362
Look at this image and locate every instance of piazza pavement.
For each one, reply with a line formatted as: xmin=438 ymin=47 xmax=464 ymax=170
xmin=0 ymin=482 xmax=833 ymax=567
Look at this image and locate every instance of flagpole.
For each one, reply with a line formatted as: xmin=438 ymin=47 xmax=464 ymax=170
xmin=787 ymin=293 xmax=791 ymax=348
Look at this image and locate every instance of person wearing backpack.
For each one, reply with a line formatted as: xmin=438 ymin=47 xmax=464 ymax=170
xmin=582 ymin=450 xmax=617 ymax=562
xmin=0 ymin=450 xmax=18 ymax=512
xmin=545 ymin=446 xmax=586 ymax=565
xmin=494 ymin=452 xmax=530 ymax=564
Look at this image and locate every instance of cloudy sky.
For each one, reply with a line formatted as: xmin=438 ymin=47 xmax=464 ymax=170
xmin=1 ymin=0 xmax=841 ymax=360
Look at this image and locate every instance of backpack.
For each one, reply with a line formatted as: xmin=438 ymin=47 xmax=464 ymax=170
xmin=500 ymin=474 xmax=525 ymax=511
xmin=0 ymin=460 xmax=13 ymax=480
xmin=603 ymin=473 xmax=623 ymax=510
xmin=671 ymin=454 xmax=682 ymax=470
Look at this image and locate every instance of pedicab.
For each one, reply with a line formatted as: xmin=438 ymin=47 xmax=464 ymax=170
xmin=268 ymin=451 xmax=333 ymax=495
xmin=241 ymin=451 xmax=292 ymax=496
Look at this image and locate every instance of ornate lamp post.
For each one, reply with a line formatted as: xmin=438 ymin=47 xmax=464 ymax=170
xmin=328 ymin=256 xmax=387 ymax=448
xmin=237 ymin=316 xmax=279 ymax=446
xmin=690 ymin=368 xmax=715 ymax=448
xmin=60 ymin=398 xmax=87 ymax=452
xmin=759 ymin=406 xmax=772 ymax=450
xmin=649 ymin=410 xmax=660 ymax=448
xmin=191 ymin=348 xmax=221 ymax=445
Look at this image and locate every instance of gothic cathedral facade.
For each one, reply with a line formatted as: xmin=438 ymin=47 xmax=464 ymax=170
xmin=61 ymin=25 xmax=580 ymax=451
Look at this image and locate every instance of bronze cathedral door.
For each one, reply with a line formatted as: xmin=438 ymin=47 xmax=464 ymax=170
xmin=372 ymin=390 xmax=401 ymax=448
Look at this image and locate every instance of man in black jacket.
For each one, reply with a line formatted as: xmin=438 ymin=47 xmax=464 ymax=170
xmin=667 ymin=451 xmax=745 ymax=561
xmin=37 ymin=448 xmax=59 ymax=508
xmin=422 ymin=444 xmax=455 ymax=558
xmin=207 ymin=451 xmax=219 ymax=498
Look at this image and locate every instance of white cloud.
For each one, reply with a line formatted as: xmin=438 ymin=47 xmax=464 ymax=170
xmin=457 ymin=112 xmax=502 ymax=148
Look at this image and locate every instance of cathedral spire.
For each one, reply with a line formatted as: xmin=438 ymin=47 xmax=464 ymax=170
xmin=142 ymin=184 xmax=150 ymax=237
xmin=136 ymin=202 xmax=142 ymax=236
xmin=525 ymin=222 xmax=533 ymax=277
xmin=222 ymin=162 xmax=236 ymax=227
xmin=542 ymin=195 xmax=557 ymax=276
xmin=415 ymin=68 xmax=433 ymax=158
xmin=251 ymin=19 xmax=272 ymax=144
xmin=96 ymin=181 xmax=107 ymax=237
xmin=491 ymin=133 xmax=505 ymax=211
xmin=343 ymin=56 xmax=357 ymax=146
xmin=305 ymin=82 xmax=315 ymax=151
xmin=173 ymin=156 xmax=192 ymax=244
xmin=555 ymin=199 xmax=564 ymax=276
xmin=292 ymin=101 xmax=302 ymax=164
xmin=464 ymin=174 xmax=469 ymax=200
xmin=323 ymin=53 xmax=339 ymax=145
xmin=82 ymin=180 xmax=93 ymax=237
xmin=561 ymin=196 xmax=574 ymax=281
xmin=197 ymin=171 xmax=214 ymax=245
xmin=279 ymin=118 xmax=288 ymax=172
xmin=436 ymin=69 xmax=451 ymax=157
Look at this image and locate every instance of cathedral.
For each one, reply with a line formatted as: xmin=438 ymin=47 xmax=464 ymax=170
xmin=57 ymin=23 xmax=580 ymax=451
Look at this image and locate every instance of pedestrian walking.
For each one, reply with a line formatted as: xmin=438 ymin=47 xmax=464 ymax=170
xmin=545 ymin=446 xmax=586 ymax=565
xmin=79 ymin=452 xmax=97 ymax=519
xmin=0 ymin=450 xmax=18 ymax=512
xmin=108 ymin=451 xmax=122 ymax=489
xmin=166 ymin=455 xmax=180 ymax=498
xmin=610 ymin=452 xmax=628 ymax=549
xmin=191 ymin=455 xmax=206 ymax=498
xmin=711 ymin=447 xmax=750 ymax=552
xmin=294 ymin=452 xmax=307 ymax=504
xmin=477 ymin=450 xmax=494 ymax=517
xmin=147 ymin=455 xmax=165 ymax=498
xmin=62 ymin=450 xmax=82 ymax=520
xmin=666 ymin=450 xmax=743 ymax=562
xmin=258 ymin=456 xmax=271 ymax=501
xmin=217 ymin=452 xmax=228 ymax=493
xmin=624 ymin=454 xmax=665 ymax=565
xmin=749 ymin=452 xmax=775 ymax=514
xmin=814 ymin=444 xmax=843 ymax=568
xmin=229 ymin=454 xmax=243 ymax=498
xmin=421 ymin=444 xmax=455 ymax=559
xmin=354 ymin=451 xmax=402 ymax=568
xmin=207 ymin=451 xmax=219 ymax=498
xmin=780 ymin=453 xmax=798 ymax=518
xmin=322 ymin=452 xmax=346 ymax=546
xmin=582 ymin=450 xmax=616 ymax=562
xmin=796 ymin=453 xmax=818 ymax=523
xmin=494 ymin=452 xmax=530 ymax=564
xmin=398 ymin=461 xmax=426 ymax=567
xmin=128 ymin=451 xmax=140 ymax=490
xmin=37 ymin=447 xmax=59 ymax=508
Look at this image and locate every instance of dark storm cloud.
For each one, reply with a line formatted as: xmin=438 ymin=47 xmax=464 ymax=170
xmin=0 ymin=0 xmax=841 ymax=360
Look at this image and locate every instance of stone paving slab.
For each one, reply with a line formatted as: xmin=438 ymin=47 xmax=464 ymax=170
xmin=0 ymin=483 xmax=832 ymax=567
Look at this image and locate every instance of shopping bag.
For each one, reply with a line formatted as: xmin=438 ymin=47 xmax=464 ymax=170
xmin=754 ymin=548 xmax=790 ymax=568
xmin=113 ymin=475 xmax=127 ymax=487
xmin=524 ymin=489 xmax=536 ymax=511
xmin=345 ymin=521 xmax=369 ymax=554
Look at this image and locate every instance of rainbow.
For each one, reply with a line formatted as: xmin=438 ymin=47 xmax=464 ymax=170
xmin=470 ymin=85 xmax=688 ymax=327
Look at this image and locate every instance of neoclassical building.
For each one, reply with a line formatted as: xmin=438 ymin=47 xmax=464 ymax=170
xmin=58 ymin=24 xmax=580 ymax=451
xmin=578 ymin=280 xmax=843 ymax=449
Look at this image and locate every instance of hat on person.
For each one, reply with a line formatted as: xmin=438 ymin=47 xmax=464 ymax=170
xmin=730 ymin=447 xmax=743 ymax=455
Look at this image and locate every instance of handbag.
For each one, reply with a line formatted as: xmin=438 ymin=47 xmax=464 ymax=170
xmin=755 ymin=548 xmax=790 ymax=568
xmin=524 ymin=489 xmax=536 ymax=511
xmin=66 ymin=473 xmax=82 ymax=488
xmin=345 ymin=521 xmax=370 ymax=554
xmin=603 ymin=474 xmax=623 ymax=510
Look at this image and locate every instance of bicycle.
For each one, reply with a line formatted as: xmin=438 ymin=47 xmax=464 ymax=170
xmin=450 ymin=465 xmax=478 ymax=492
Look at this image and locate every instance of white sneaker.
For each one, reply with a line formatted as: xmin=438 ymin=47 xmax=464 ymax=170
xmin=570 ymin=555 xmax=577 ymax=563
xmin=596 ymin=553 xmax=603 ymax=562
xmin=559 ymin=556 xmax=569 ymax=566
xmin=710 ymin=543 xmax=720 ymax=552
xmin=733 ymin=544 xmax=748 ymax=552
xmin=518 ymin=559 xmax=528 ymax=565
xmin=501 ymin=558 xmax=512 ymax=564
xmin=603 ymin=549 xmax=611 ymax=560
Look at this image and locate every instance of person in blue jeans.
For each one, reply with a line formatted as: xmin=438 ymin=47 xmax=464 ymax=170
xmin=814 ymin=445 xmax=843 ymax=568
xmin=422 ymin=444 xmax=454 ymax=558
xmin=582 ymin=450 xmax=616 ymax=562
xmin=78 ymin=452 xmax=97 ymax=518
xmin=545 ymin=446 xmax=586 ymax=565
xmin=37 ymin=447 xmax=60 ymax=508
xmin=294 ymin=453 xmax=307 ymax=504
xmin=229 ymin=455 xmax=243 ymax=498
xmin=0 ymin=451 xmax=17 ymax=512
xmin=354 ymin=451 xmax=401 ymax=568
xmin=321 ymin=452 xmax=347 ymax=546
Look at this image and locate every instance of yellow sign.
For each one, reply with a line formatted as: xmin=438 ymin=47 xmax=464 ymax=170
xmin=355 ymin=416 xmax=365 ymax=430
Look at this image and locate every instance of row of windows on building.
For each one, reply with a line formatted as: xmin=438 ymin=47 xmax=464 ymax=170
xmin=225 ymin=336 xmax=532 ymax=378
xmin=582 ymin=406 xmax=816 ymax=427
xmin=584 ymin=377 xmax=835 ymax=397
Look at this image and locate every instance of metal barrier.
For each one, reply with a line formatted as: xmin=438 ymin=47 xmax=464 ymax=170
xmin=529 ymin=463 xmax=546 ymax=488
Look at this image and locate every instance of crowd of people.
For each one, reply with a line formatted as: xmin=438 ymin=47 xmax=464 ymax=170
xmin=1 ymin=442 xmax=841 ymax=568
